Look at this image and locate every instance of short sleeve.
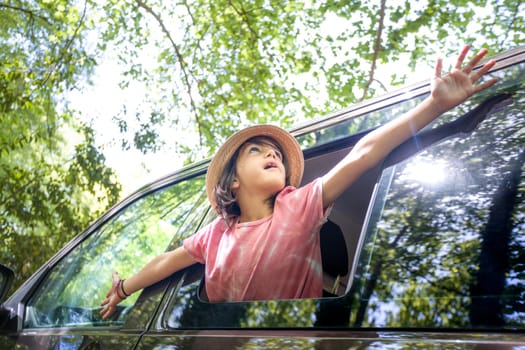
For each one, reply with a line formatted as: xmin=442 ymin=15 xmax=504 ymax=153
xmin=274 ymin=177 xmax=331 ymax=235
xmin=183 ymin=217 xmax=225 ymax=264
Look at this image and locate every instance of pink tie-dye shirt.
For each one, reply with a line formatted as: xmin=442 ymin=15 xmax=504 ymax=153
xmin=183 ymin=178 xmax=329 ymax=302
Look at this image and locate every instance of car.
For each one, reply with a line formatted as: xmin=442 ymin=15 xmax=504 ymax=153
xmin=1 ymin=45 xmax=525 ymax=349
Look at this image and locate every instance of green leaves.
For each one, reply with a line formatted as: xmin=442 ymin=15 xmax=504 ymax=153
xmin=0 ymin=0 xmax=120 ymax=293
xmin=87 ymin=0 xmax=525 ymax=159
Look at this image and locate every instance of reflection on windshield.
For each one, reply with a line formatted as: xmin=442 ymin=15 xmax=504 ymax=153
xmin=24 ymin=175 xmax=208 ymax=328
xmin=400 ymin=159 xmax=448 ymax=185
xmin=353 ymin=80 xmax=525 ymax=329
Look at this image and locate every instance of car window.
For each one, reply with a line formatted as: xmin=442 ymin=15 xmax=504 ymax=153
xmin=24 ymin=174 xmax=208 ymax=329
xmin=351 ymin=78 xmax=525 ymax=329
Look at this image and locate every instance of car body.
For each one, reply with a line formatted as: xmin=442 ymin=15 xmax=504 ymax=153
xmin=1 ymin=46 xmax=525 ymax=349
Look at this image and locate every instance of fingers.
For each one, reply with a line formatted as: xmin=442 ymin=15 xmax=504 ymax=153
xmin=469 ymin=56 xmax=497 ymax=94
xmin=473 ymin=76 xmax=499 ymax=94
xmin=99 ymin=298 xmax=118 ymax=320
xmin=101 ymin=271 xmax=122 ymax=320
xmin=470 ymin=58 xmax=496 ymax=82
xmin=100 ymin=305 xmax=113 ymax=320
xmin=100 ymin=302 xmax=108 ymax=318
xmin=101 ymin=306 xmax=114 ymax=320
xmin=464 ymin=48 xmax=489 ymax=74
xmin=453 ymin=45 xmax=497 ymax=93
xmin=467 ymin=54 xmax=497 ymax=94
xmin=454 ymin=44 xmax=471 ymax=70
xmin=432 ymin=44 xmax=498 ymax=107
xmin=434 ymin=57 xmax=443 ymax=78
xmin=454 ymin=45 xmax=491 ymax=75
xmin=100 ymin=297 xmax=111 ymax=319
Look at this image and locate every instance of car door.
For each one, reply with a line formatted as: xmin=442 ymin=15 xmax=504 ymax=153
xmin=0 ymin=171 xmax=210 ymax=349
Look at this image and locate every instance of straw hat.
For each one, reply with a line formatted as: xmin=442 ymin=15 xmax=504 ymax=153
xmin=206 ymin=124 xmax=304 ymax=209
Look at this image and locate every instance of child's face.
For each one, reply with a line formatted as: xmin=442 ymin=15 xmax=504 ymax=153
xmin=232 ymin=138 xmax=286 ymax=197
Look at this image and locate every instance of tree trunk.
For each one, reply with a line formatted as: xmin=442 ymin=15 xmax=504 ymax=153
xmin=469 ymin=150 xmax=525 ymax=327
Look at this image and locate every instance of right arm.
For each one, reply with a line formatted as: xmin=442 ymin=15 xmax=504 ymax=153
xmin=123 ymin=246 xmax=197 ymax=293
xmin=100 ymin=246 xmax=196 ymax=320
xmin=321 ymin=45 xmax=497 ymax=208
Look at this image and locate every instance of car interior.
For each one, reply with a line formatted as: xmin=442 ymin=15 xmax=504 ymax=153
xmin=302 ymin=144 xmax=383 ymax=297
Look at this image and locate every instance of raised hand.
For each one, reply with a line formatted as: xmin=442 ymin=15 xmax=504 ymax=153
xmin=431 ymin=45 xmax=498 ymax=113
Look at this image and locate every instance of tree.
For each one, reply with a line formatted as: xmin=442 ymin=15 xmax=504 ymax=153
xmin=92 ymin=0 xmax=524 ymax=161
xmin=0 ymin=0 xmax=121 ymax=292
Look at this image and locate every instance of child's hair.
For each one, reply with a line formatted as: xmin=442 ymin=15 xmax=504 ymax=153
xmin=214 ymin=136 xmax=289 ymax=224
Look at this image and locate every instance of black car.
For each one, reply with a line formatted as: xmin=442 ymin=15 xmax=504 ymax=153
xmin=1 ymin=46 xmax=525 ymax=349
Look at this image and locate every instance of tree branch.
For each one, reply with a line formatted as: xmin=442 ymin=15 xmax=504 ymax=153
xmin=181 ymin=1 xmax=204 ymax=63
xmin=495 ymin=0 xmax=523 ymax=48
xmin=135 ymin=0 xmax=204 ymax=146
xmin=359 ymin=0 xmax=386 ymax=102
xmin=228 ymin=1 xmax=278 ymax=67
xmin=0 ymin=3 xmax=51 ymax=24
xmin=38 ymin=0 xmax=88 ymax=88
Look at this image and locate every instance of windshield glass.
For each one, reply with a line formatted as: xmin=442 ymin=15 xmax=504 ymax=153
xmin=350 ymin=62 xmax=525 ymax=329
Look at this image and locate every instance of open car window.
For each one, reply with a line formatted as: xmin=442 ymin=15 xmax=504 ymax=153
xmin=24 ymin=174 xmax=208 ymax=329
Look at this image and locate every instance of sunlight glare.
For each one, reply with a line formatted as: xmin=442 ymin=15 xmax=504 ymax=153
xmin=402 ymin=160 xmax=448 ymax=184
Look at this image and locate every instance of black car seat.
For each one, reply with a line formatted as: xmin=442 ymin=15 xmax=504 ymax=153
xmin=320 ymin=219 xmax=349 ymax=296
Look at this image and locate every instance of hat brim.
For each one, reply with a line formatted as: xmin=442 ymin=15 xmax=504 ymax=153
xmin=206 ymin=125 xmax=304 ymax=209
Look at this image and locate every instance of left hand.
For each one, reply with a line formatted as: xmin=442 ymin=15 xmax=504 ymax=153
xmin=100 ymin=271 xmax=125 ymax=320
xmin=431 ymin=45 xmax=498 ymax=113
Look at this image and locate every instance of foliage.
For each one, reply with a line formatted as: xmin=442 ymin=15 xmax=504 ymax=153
xmin=91 ymin=0 xmax=525 ymax=162
xmin=0 ymin=0 xmax=121 ymax=293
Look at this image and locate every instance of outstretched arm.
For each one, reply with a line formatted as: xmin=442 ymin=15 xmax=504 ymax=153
xmin=100 ymin=246 xmax=196 ymax=320
xmin=383 ymin=93 xmax=512 ymax=168
xmin=322 ymin=45 xmax=498 ymax=208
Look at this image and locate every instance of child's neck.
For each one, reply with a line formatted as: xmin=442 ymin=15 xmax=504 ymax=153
xmin=237 ymin=197 xmax=274 ymax=223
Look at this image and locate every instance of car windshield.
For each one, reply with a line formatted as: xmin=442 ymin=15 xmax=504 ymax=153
xmin=350 ymin=61 xmax=525 ymax=329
